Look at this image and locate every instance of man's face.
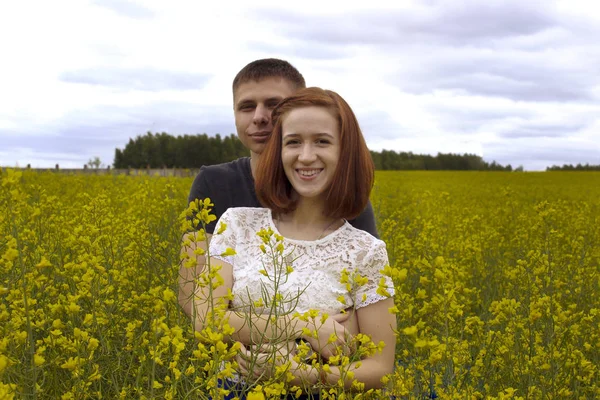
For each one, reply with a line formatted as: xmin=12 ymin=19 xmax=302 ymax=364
xmin=233 ymin=77 xmax=296 ymax=157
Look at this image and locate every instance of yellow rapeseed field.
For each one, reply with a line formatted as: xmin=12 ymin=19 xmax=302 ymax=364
xmin=1 ymin=169 xmax=599 ymax=399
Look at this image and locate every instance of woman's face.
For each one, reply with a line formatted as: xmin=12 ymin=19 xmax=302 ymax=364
xmin=280 ymin=106 xmax=340 ymax=202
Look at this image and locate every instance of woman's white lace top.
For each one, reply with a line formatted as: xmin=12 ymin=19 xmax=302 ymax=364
xmin=209 ymin=207 xmax=394 ymax=314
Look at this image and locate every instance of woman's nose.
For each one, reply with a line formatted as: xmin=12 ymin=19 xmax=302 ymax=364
xmin=298 ymin=144 xmax=317 ymax=163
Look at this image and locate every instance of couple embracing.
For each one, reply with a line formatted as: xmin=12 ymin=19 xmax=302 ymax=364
xmin=179 ymin=58 xmax=396 ymax=399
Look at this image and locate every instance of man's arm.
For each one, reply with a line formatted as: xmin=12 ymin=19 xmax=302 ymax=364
xmin=187 ymin=168 xmax=220 ymax=234
xmin=178 ymin=232 xmax=212 ymax=317
xmin=180 ymin=167 xmax=220 ymax=317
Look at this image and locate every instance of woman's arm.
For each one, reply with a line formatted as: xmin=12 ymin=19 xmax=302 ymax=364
xmin=312 ymin=238 xmax=396 ymax=389
xmin=193 ymin=256 xmax=352 ymax=352
xmin=235 ymin=298 xmax=396 ymax=391
xmin=320 ymin=297 xmax=396 ymax=390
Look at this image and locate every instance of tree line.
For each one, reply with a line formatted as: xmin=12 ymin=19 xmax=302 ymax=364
xmin=370 ymin=150 xmax=514 ymax=171
xmin=114 ymin=132 xmax=248 ymax=169
xmin=114 ymin=132 xmax=514 ymax=171
xmin=546 ymin=163 xmax=600 ymax=171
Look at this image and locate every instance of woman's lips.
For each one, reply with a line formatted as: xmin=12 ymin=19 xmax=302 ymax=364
xmin=296 ymin=169 xmax=323 ymax=180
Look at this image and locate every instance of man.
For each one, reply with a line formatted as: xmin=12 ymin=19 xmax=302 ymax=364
xmin=178 ymin=58 xmax=378 ymax=316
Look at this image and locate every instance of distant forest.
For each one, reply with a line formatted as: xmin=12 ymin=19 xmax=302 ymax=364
xmin=114 ymin=132 xmax=248 ymax=169
xmin=114 ymin=132 xmax=515 ymax=171
xmin=546 ymin=163 xmax=600 ymax=171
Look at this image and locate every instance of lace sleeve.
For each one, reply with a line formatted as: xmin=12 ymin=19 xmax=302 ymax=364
xmin=354 ymin=240 xmax=395 ymax=309
xmin=208 ymin=209 xmax=237 ymax=265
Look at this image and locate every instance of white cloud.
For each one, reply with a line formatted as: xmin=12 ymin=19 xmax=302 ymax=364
xmin=1 ymin=0 xmax=600 ymax=170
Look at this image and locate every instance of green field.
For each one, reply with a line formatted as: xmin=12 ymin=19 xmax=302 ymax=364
xmin=1 ymin=170 xmax=599 ymax=399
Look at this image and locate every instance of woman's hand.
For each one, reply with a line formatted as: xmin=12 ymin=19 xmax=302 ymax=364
xmin=303 ymin=312 xmax=355 ymax=360
xmin=236 ymin=310 xmax=359 ymax=382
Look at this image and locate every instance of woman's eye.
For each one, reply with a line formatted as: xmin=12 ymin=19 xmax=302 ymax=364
xmin=317 ymin=139 xmax=330 ymax=145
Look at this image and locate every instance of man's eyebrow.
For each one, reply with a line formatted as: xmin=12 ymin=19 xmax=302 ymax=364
xmin=236 ymin=99 xmax=255 ymax=108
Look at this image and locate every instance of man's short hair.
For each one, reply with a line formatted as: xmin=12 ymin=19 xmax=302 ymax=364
xmin=232 ymin=58 xmax=306 ymax=93
xmin=255 ymin=87 xmax=374 ymax=220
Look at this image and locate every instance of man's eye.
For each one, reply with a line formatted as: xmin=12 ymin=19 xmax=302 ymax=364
xmin=239 ymin=104 xmax=254 ymax=111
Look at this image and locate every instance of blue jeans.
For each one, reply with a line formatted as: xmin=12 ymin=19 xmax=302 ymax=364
xmin=213 ymin=379 xmax=320 ymax=399
xmin=212 ymin=379 xmax=414 ymax=399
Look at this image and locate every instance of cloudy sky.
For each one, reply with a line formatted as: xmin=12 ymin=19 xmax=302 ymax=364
xmin=1 ymin=0 xmax=599 ymax=171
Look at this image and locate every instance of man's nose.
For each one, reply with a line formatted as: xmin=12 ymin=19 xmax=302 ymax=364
xmin=253 ymin=104 xmax=270 ymax=125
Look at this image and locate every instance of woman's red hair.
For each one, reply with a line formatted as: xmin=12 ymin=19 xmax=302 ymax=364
xmin=255 ymin=87 xmax=374 ymax=220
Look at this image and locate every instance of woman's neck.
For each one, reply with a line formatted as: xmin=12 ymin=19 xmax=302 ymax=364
xmin=275 ymin=198 xmax=343 ymax=241
xmin=290 ymin=197 xmax=328 ymax=225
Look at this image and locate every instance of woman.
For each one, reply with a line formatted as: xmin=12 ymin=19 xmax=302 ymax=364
xmin=197 ymin=87 xmax=396 ymax=398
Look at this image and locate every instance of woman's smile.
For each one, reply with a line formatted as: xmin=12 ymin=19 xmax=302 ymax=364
xmin=296 ymin=168 xmax=323 ymax=179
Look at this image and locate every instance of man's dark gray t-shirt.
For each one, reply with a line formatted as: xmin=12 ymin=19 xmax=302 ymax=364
xmin=187 ymin=157 xmax=378 ymax=237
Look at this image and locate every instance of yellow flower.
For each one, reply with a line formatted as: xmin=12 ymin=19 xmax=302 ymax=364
xmin=328 ymin=333 xmax=338 ymax=344
xmin=67 ymin=302 xmax=81 ymax=314
xmin=0 ymin=355 xmax=9 ymax=373
xmin=220 ymin=247 xmax=236 ymax=257
xmin=35 ymin=256 xmax=52 ymax=269
xmin=403 ymin=325 xmax=418 ymax=336
xmin=162 ymin=288 xmax=176 ymax=302
xmin=254 ymin=298 xmax=264 ymax=307
xmin=376 ymin=277 xmax=392 ymax=297
xmin=353 ymin=274 xmax=368 ymax=287
xmin=247 ymin=390 xmax=265 ymax=400
xmin=88 ymin=338 xmax=100 ymax=351
xmin=82 ymin=313 xmax=93 ymax=326
xmin=216 ymin=222 xmax=227 ymax=234
xmin=52 ymin=319 xmax=65 ymax=329
xmin=185 ymin=365 xmax=195 ymax=375
xmin=396 ymin=268 xmax=408 ymax=282
xmin=60 ymin=357 xmax=80 ymax=370
xmin=340 ymin=268 xmax=349 ymax=284
xmin=34 ymin=354 xmax=45 ymax=366
xmin=153 ymin=380 xmax=163 ymax=389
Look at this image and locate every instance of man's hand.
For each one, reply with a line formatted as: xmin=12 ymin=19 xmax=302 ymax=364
xmin=236 ymin=342 xmax=295 ymax=382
